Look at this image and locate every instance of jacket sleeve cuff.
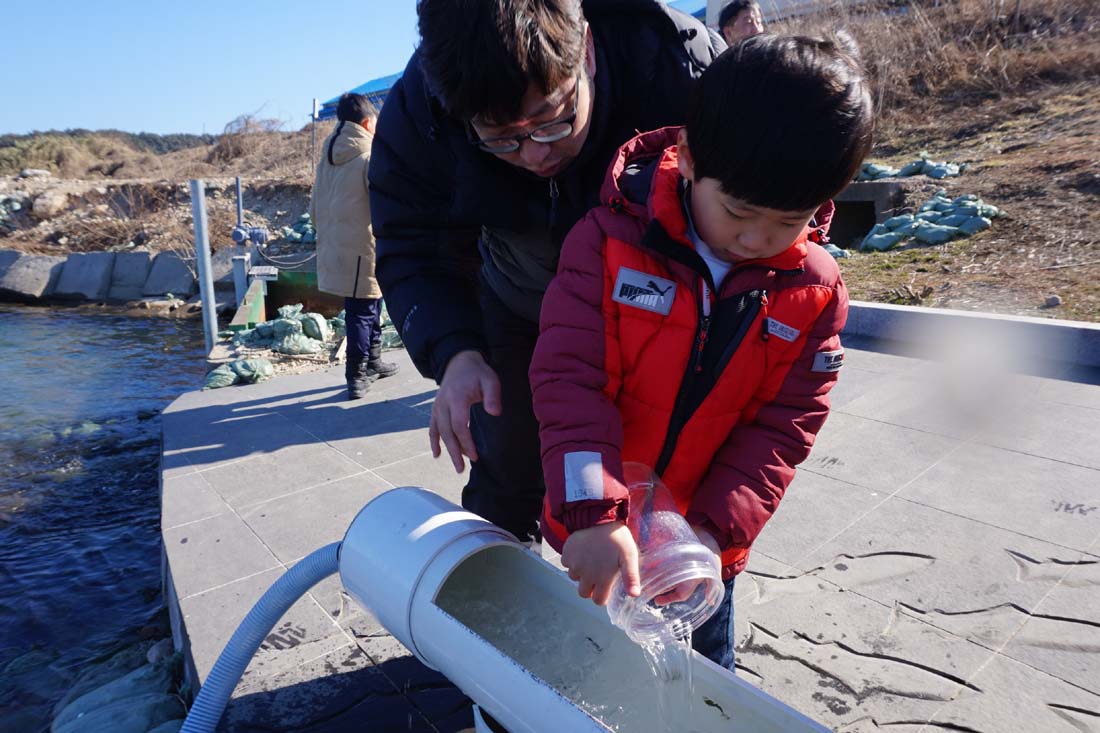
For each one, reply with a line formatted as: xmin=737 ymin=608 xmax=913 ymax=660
xmin=685 ymin=512 xmax=735 ymax=552
xmin=562 ymin=500 xmax=628 ymax=534
xmin=430 ymin=332 xmax=489 ymax=384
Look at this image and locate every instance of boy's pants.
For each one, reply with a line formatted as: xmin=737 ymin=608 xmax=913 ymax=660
xmin=691 ymin=577 xmax=737 ymax=670
xmin=344 ymin=296 xmax=383 ymax=363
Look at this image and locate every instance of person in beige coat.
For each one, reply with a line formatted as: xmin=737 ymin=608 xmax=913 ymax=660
xmin=311 ymin=93 xmax=399 ymax=399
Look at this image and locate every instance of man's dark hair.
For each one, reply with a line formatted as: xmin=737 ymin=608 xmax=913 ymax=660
xmin=336 ymin=93 xmax=378 ymax=123
xmin=718 ymin=0 xmax=759 ymax=32
xmin=685 ymin=33 xmax=874 ymax=212
xmin=416 ymin=0 xmax=586 ymax=123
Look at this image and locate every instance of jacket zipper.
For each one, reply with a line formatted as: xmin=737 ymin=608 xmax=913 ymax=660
xmin=694 ymin=278 xmax=712 ymax=373
xmin=655 ymin=288 xmax=766 ymax=476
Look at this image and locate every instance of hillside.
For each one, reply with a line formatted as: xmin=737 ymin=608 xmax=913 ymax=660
xmin=1 ymin=0 xmax=1097 ymax=320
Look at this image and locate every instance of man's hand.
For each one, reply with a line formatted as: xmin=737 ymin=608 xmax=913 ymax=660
xmin=430 ymin=351 xmax=502 ymax=473
xmin=561 ymin=521 xmax=641 ymax=606
xmin=654 ymin=525 xmax=722 ymax=606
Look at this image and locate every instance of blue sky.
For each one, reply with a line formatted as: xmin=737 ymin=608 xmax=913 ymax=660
xmin=1 ymin=1 xmax=420 ymax=135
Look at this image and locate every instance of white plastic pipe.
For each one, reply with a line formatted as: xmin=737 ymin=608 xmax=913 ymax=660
xmin=340 ymin=488 xmax=830 ymax=733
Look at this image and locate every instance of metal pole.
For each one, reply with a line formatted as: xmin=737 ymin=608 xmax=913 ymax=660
xmin=235 ymin=176 xmax=244 ymax=229
xmin=190 ymin=179 xmax=219 ymax=354
xmin=311 ymin=99 xmax=319 ymax=170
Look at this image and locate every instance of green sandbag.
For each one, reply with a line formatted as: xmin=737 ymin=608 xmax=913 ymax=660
xmin=883 ymin=214 xmax=914 ymax=230
xmin=203 ymin=364 xmax=238 ymax=390
xmin=915 ymin=211 xmax=943 ymax=223
xmin=979 ymin=204 xmax=1002 ymax=218
xmin=926 ymin=162 xmax=961 ymax=179
xmin=272 ymin=318 xmax=323 ymax=355
xmin=959 ymin=216 xmax=992 ymax=235
xmin=277 ymin=304 xmax=303 ymax=319
xmin=822 ymin=243 xmax=851 ymax=259
xmin=230 ymin=358 xmax=274 ymax=384
xmin=953 ymin=194 xmax=980 ymax=205
xmin=894 ymin=220 xmax=922 ymax=237
xmin=914 ymin=222 xmax=959 ymax=245
xmin=299 ymin=312 xmax=330 ymax=341
xmin=953 ymin=205 xmax=981 ymax=217
xmin=937 ymin=213 xmax=971 ymax=228
xmin=860 ymin=232 xmax=906 ymax=252
xmin=898 ymin=160 xmax=926 ymax=177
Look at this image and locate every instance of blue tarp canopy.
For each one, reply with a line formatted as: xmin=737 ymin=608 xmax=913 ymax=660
xmin=317 ymin=72 xmax=402 ymax=120
xmin=668 ymin=0 xmax=706 ymax=19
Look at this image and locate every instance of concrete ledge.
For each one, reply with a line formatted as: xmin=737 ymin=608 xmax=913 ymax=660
xmin=108 ymin=251 xmax=153 ymax=302
xmin=144 ymin=252 xmax=197 ymax=298
xmin=53 ymin=251 xmax=116 ymax=301
xmin=844 ymin=300 xmax=1100 ymax=368
xmin=0 ymin=253 xmax=66 ymax=301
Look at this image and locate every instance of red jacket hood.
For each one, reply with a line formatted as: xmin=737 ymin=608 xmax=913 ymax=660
xmin=599 ymin=127 xmax=810 ymax=273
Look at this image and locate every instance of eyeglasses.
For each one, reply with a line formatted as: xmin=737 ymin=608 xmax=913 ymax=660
xmin=468 ymin=75 xmax=580 ymax=154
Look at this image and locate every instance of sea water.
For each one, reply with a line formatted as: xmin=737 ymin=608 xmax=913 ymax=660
xmin=0 ymin=306 xmax=205 ymax=730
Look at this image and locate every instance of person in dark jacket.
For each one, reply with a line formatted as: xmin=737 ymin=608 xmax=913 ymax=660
xmin=370 ymin=0 xmax=725 ymax=545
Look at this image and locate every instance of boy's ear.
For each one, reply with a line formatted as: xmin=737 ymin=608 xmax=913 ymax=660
xmin=676 ymin=128 xmax=695 ymax=181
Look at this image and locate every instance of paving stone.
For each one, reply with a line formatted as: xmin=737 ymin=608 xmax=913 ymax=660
xmin=163 ymin=512 xmax=279 ymax=599
xmin=161 ymin=408 xmax=319 ymax=473
xmin=1040 ymin=365 xmax=1100 ymax=410
xmin=735 ymin=581 xmax=992 ymax=731
xmin=800 ymin=411 xmax=957 ymax=494
xmin=179 ymin=566 xmax=351 ymax=684
xmin=799 ymin=498 xmax=1083 ymax=633
xmin=107 ymin=250 xmax=152 ymax=301
xmin=927 ymin=652 xmax=1100 ymax=733
xmin=53 ymin=251 xmax=115 ymax=300
xmin=751 ymin=470 xmax=884 ymax=568
xmin=837 ymin=365 xmax=1046 ymax=440
xmin=143 ymin=251 xmax=196 ymax=297
xmin=160 ymin=471 xmax=228 ymax=529
xmin=199 ymin=441 xmax=365 ymax=508
xmin=371 ymin=452 xmax=466 ymax=506
xmin=997 ymin=555 xmax=1100 ymax=691
xmin=0 ymin=253 xmax=65 ymax=301
xmin=827 ymin=366 xmax=892 ymax=410
xmin=900 ymin=442 xmax=1100 ymax=552
xmin=974 ymin=394 xmax=1100 ymax=471
xmin=307 ymin=572 xmax=384 ymax=638
xmin=239 ymin=471 xmax=392 ymax=563
xmin=222 ymin=644 xmax=408 ymax=733
xmin=310 ymin=412 xmax=430 ymax=471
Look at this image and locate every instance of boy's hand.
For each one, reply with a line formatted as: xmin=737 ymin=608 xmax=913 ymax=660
xmin=654 ymin=525 xmax=722 ymax=606
xmin=561 ymin=521 xmax=641 ymax=606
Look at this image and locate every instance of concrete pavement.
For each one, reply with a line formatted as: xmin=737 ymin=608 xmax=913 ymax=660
xmin=160 ymin=337 xmax=1100 ymax=732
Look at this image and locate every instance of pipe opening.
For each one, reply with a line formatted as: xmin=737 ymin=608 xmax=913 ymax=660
xmin=434 ymin=545 xmax=795 ymax=732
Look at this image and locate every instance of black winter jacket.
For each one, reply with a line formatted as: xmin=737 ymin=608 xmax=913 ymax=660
xmin=369 ymin=0 xmax=724 ymax=381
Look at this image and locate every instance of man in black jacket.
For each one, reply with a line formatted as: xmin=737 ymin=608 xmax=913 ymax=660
xmin=370 ymin=0 xmax=724 ymax=545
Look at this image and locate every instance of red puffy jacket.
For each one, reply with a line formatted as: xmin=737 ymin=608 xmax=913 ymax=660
xmin=530 ymin=127 xmax=848 ymax=577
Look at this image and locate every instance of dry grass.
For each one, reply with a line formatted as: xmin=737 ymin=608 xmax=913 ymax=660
xmin=771 ymin=0 xmax=1100 ymax=117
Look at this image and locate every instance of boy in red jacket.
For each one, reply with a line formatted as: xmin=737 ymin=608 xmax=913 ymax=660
xmin=530 ymin=33 xmax=874 ymax=669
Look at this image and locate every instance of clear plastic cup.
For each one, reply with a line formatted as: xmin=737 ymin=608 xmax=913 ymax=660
xmin=606 ymin=463 xmax=724 ymax=645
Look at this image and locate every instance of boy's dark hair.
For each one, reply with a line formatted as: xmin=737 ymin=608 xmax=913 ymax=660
xmin=718 ymin=0 xmax=759 ymax=32
xmin=416 ymin=0 xmax=586 ymax=123
xmin=685 ymin=33 xmax=874 ymax=212
xmin=336 ymin=93 xmax=377 ymax=123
